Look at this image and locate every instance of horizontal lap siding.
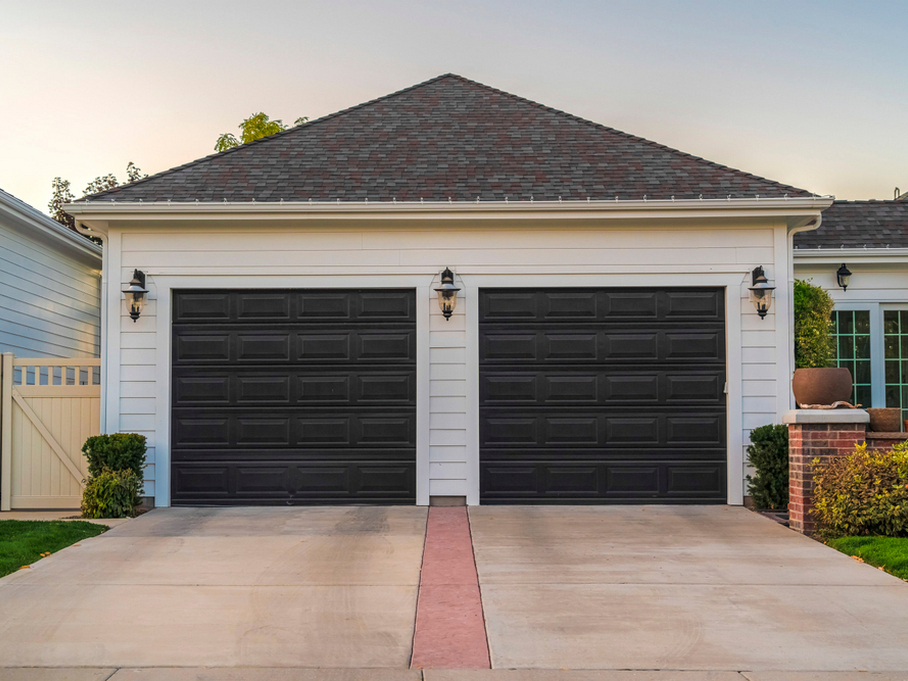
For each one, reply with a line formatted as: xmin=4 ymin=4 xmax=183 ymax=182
xmin=120 ymin=297 xmax=157 ymax=498
xmin=118 ymin=222 xmax=783 ymax=504
xmin=0 ymin=226 xmax=100 ymax=358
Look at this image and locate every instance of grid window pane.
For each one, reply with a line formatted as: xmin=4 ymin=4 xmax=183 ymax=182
xmin=833 ymin=310 xmax=872 ymax=407
xmin=883 ymin=310 xmax=908 ymax=422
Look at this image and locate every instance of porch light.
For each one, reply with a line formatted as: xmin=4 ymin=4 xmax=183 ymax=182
xmin=748 ymin=266 xmax=775 ymax=320
xmin=123 ymin=269 xmax=148 ymax=322
xmin=435 ymin=267 xmax=461 ymax=320
xmin=836 ymin=263 xmax=852 ymax=291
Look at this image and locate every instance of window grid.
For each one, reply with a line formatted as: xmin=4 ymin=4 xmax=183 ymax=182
xmin=884 ymin=310 xmax=908 ymax=424
xmin=832 ymin=310 xmax=872 ymax=408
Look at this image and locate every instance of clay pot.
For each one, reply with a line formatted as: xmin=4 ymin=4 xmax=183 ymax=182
xmin=867 ymin=408 xmax=902 ymax=433
xmin=791 ymin=367 xmax=853 ymax=407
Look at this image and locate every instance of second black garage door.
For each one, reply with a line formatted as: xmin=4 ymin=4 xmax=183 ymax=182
xmin=479 ymin=287 xmax=727 ymax=503
xmin=171 ymin=289 xmax=416 ymax=505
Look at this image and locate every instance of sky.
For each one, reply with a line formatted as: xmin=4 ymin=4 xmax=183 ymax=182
xmin=1 ymin=0 xmax=905 ymax=214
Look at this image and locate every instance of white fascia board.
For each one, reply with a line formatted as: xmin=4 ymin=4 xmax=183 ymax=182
xmin=0 ymin=192 xmax=102 ymax=263
xmin=793 ymin=248 xmax=908 ymax=265
xmin=64 ymin=197 xmax=833 ymax=229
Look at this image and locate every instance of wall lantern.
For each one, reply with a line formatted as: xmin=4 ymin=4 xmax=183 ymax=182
xmin=434 ymin=267 xmax=461 ymax=321
xmin=836 ymin=263 xmax=852 ymax=291
xmin=748 ymin=266 xmax=775 ymax=319
xmin=122 ymin=269 xmax=148 ymax=323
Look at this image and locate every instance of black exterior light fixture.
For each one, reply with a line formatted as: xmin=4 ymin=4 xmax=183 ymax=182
xmin=435 ymin=267 xmax=461 ymax=320
xmin=748 ymin=266 xmax=775 ymax=319
xmin=836 ymin=263 xmax=852 ymax=291
xmin=123 ymin=269 xmax=149 ymax=322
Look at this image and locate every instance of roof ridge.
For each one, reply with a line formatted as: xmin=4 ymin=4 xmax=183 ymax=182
xmin=442 ymin=74 xmax=812 ymax=197
xmin=83 ymin=73 xmax=462 ymax=201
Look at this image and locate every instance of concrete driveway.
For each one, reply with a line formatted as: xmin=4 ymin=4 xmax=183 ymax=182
xmin=0 ymin=506 xmax=427 ymax=668
xmin=470 ymin=505 xmax=908 ymax=673
xmin=4 ymin=504 xmax=908 ymax=678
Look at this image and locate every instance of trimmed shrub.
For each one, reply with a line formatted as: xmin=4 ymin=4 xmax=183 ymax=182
xmin=793 ymin=279 xmax=835 ymax=369
xmin=81 ymin=468 xmax=143 ymax=519
xmin=81 ymin=433 xmax=146 ymax=479
xmin=746 ymin=424 xmax=789 ymax=510
xmin=811 ymin=442 xmax=908 ymax=538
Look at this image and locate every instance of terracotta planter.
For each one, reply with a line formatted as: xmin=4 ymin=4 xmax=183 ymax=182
xmin=791 ymin=367 xmax=853 ymax=407
xmin=867 ymin=408 xmax=902 ymax=432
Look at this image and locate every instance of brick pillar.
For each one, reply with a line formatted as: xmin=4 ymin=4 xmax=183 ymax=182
xmin=783 ymin=410 xmax=868 ymax=535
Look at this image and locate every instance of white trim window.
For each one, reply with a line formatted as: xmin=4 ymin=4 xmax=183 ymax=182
xmin=830 ymin=303 xmax=908 ymax=421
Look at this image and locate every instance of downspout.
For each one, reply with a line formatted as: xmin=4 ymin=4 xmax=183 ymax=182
xmin=787 ymin=215 xmax=823 ymax=409
xmin=75 ymin=220 xmax=108 ymax=433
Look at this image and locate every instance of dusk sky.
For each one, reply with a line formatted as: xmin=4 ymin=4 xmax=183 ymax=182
xmin=2 ymin=1 xmax=905 ymax=214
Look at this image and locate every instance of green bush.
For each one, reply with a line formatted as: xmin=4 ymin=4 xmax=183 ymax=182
xmin=81 ymin=433 xmax=147 ymax=479
xmin=746 ymin=424 xmax=789 ymax=510
xmin=793 ymin=279 xmax=835 ymax=369
xmin=811 ymin=442 xmax=908 ymax=538
xmin=81 ymin=468 xmax=143 ymax=519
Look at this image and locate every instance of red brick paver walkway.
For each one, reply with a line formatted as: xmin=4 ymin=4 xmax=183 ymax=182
xmin=410 ymin=506 xmax=491 ymax=669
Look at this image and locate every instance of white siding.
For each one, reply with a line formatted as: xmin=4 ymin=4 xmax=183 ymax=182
xmin=0 ymin=222 xmax=100 ymax=358
xmin=113 ymin=220 xmax=788 ymax=505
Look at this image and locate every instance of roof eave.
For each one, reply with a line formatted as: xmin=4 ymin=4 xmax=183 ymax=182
xmin=0 ymin=192 xmax=102 ymax=261
xmin=65 ymin=197 xmax=832 ymax=226
xmin=794 ymin=247 xmax=908 ymax=265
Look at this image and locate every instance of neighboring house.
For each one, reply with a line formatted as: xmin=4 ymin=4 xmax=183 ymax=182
xmin=0 ymin=188 xmax=102 ymax=358
xmin=794 ymin=199 xmax=908 ymax=418
xmin=65 ymin=74 xmax=832 ymax=508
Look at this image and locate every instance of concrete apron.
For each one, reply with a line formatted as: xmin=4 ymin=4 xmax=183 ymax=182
xmin=470 ymin=505 xmax=908 ymax=673
xmin=0 ymin=506 xmax=428 ymax=668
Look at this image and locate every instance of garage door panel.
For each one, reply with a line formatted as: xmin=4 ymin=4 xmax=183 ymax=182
xmin=480 ymin=412 xmax=725 ymax=449
xmin=176 ymin=335 xmax=231 ymax=362
xmin=604 ymin=291 xmax=659 ymax=318
xmin=172 ymin=289 xmax=416 ymax=505
xmin=480 ymin=329 xmax=723 ymax=364
xmin=480 ymin=287 xmax=726 ymax=503
xmin=173 ymin=411 xmax=415 ymax=449
xmin=171 ymin=461 xmax=414 ymax=504
xmin=236 ymin=293 xmax=292 ymax=320
xmin=174 ymin=330 xmax=415 ymax=364
xmin=174 ymin=293 xmax=231 ymax=321
xmin=480 ymin=461 xmax=725 ymax=502
xmin=664 ymin=290 xmax=722 ymax=318
xmin=481 ymin=371 xmax=723 ymax=406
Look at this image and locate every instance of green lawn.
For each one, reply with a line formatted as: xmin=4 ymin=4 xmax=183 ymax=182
xmin=827 ymin=536 xmax=908 ymax=581
xmin=0 ymin=520 xmax=108 ymax=578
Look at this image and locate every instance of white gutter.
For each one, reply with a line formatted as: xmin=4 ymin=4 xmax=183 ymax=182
xmin=787 ymin=216 xmax=824 ymax=409
xmin=74 ymin=220 xmax=108 ymax=433
xmin=794 ymin=247 xmax=908 ymax=264
xmin=64 ymin=196 xmax=833 ymax=222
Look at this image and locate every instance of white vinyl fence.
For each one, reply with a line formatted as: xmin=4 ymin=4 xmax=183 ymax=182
xmin=0 ymin=353 xmax=101 ymax=510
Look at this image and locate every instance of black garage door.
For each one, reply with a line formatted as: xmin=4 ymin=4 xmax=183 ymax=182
xmin=171 ymin=289 xmax=416 ymax=505
xmin=479 ymin=288 xmax=726 ymax=503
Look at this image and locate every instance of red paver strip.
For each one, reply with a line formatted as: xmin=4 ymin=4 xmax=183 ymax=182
xmin=410 ymin=506 xmax=491 ymax=670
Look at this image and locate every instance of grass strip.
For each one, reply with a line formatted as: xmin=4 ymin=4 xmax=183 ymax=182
xmin=827 ymin=536 xmax=908 ymax=581
xmin=0 ymin=520 xmax=108 ymax=578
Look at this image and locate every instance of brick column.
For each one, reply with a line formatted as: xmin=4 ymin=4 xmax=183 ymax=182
xmin=783 ymin=410 xmax=868 ymax=535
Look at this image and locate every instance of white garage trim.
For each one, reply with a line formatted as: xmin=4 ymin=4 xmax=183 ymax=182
xmin=463 ymin=272 xmax=746 ymax=506
xmin=151 ymin=273 xmax=433 ymax=507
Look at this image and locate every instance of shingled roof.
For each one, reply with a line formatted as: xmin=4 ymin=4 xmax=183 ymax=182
xmin=81 ymin=74 xmax=814 ymax=203
xmin=794 ymin=200 xmax=908 ymax=249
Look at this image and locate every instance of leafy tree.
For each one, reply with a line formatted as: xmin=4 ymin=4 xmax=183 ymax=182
xmin=48 ymin=177 xmax=76 ymax=230
xmin=793 ymin=279 xmax=835 ymax=369
xmin=48 ymin=162 xmax=148 ymax=237
xmin=215 ymin=112 xmax=308 ymax=151
xmin=125 ymin=161 xmax=145 ymax=183
xmin=83 ymin=173 xmax=118 ymax=196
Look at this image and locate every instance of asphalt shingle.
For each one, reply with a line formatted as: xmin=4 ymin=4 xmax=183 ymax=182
xmin=795 ymin=200 xmax=908 ymax=249
xmin=80 ymin=74 xmax=814 ymax=204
